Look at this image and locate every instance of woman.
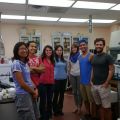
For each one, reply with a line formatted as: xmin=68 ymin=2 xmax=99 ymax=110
xmin=69 ymin=43 xmax=82 ymax=114
xmin=11 ymin=42 xmax=39 ymax=120
xmin=38 ymin=45 xmax=54 ymax=120
xmin=53 ymin=45 xmax=67 ymax=116
xmin=27 ymin=41 xmax=45 ymax=88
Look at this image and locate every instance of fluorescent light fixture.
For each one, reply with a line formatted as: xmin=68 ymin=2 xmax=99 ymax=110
xmin=111 ymin=4 xmax=120 ymax=10
xmin=92 ymin=19 xmax=116 ymax=23
xmin=59 ymin=18 xmax=88 ymax=22
xmin=73 ymin=1 xmax=116 ymax=10
xmin=1 ymin=15 xmax=25 ymax=20
xmin=0 ymin=0 xmax=25 ymax=4
xmin=27 ymin=16 xmax=59 ymax=21
xmin=29 ymin=0 xmax=75 ymax=7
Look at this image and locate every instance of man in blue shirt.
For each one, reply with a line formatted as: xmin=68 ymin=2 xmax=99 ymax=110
xmin=79 ymin=40 xmax=95 ymax=119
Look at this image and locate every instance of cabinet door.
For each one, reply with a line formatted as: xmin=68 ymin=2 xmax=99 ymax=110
xmin=62 ymin=33 xmax=72 ymax=56
xmin=19 ymin=35 xmax=30 ymax=43
xmin=51 ymin=33 xmax=62 ymax=49
xmin=110 ymin=30 xmax=120 ymax=48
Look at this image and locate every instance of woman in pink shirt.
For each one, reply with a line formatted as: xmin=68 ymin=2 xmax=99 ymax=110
xmin=39 ymin=45 xmax=54 ymax=120
xmin=27 ymin=41 xmax=45 ymax=87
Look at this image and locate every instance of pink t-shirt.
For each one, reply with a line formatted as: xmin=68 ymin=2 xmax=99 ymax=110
xmin=39 ymin=58 xmax=54 ymax=84
xmin=28 ymin=55 xmax=41 ymax=87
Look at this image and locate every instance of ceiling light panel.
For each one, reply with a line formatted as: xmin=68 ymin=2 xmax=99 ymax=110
xmin=111 ymin=4 xmax=120 ymax=10
xmin=1 ymin=15 xmax=25 ymax=20
xmin=29 ymin=0 xmax=75 ymax=7
xmin=73 ymin=1 xmax=116 ymax=10
xmin=27 ymin=16 xmax=59 ymax=21
xmin=92 ymin=19 xmax=116 ymax=23
xmin=0 ymin=0 xmax=25 ymax=4
xmin=59 ymin=18 xmax=88 ymax=22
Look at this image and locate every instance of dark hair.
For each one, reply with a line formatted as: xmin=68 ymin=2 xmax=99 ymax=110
xmin=12 ymin=42 xmax=28 ymax=63
xmin=41 ymin=45 xmax=54 ymax=64
xmin=94 ymin=38 xmax=105 ymax=46
xmin=70 ymin=43 xmax=79 ymax=56
xmin=79 ymin=39 xmax=88 ymax=45
xmin=27 ymin=41 xmax=36 ymax=47
xmin=54 ymin=45 xmax=65 ymax=62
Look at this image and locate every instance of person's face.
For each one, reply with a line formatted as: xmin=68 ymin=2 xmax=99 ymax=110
xmin=95 ymin=41 xmax=104 ymax=53
xmin=79 ymin=42 xmax=88 ymax=53
xmin=56 ymin=47 xmax=63 ymax=57
xmin=45 ymin=47 xmax=52 ymax=57
xmin=28 ymin=42 xmax=37 ymax=55
xmin=71 ymin=46 xmax=78 ymax=54
xmin=18 ymin=45 xmax=28 ymax=58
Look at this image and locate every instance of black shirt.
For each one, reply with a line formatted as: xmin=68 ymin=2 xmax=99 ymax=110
xmin=91 ymin=53 xmax=114 ymax=85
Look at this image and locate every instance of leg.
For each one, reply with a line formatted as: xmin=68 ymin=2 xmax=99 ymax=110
xmin=32 ymin=99 xmax=40 ymax=120
xmin=80 ymin=84 xmax=89 ymax=115
xmin=76 ymin=76 xmax=82 ymax=113
xmin=91 ymin=85 xmax=102 ymax=119
xmin=99 ymin=86 xmax=112 ymax=120
xmin=52 ymin=80 xmax=60 ymax=115
xmin=58 ymin=80 xmax=67 ymax=114
xmin=86 ymin=85 xmax=94 ymax=116
xmin=46 ymin=84 xmax=54 ymax=119
xmin=70 ymin=75 xmax=79 ymax=112
xmin=38 ymin=84 xmax=47 ymax=120
xmin=15 ymin=94 xmax=36 ymax=120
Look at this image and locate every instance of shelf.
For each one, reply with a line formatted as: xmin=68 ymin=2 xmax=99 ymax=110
xmin=0 ymin=98 xmax=15 ymax=104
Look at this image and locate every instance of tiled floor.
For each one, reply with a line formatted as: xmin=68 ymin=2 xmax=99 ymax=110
xmin=53 ymin=94 xmax=80 ymax=120
xmin=0 ymin=93 xmax=81 ymax=120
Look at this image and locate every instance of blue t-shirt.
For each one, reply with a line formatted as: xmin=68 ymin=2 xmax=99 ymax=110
xmin=79 ymin=52 xmax=92 ymax=85
xmin=54 ymin=59 xmax=67 ymax=80
xmin=11 ymin=60 xmax=34 ymax=94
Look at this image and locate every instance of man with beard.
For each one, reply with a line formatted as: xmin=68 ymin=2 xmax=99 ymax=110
xmin=91 ymin=38 xmax=114 ymax=120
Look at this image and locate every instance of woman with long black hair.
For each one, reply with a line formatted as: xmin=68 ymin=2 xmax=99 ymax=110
xmin=53 ymin=45 xmax=67 ymax=116
xmin=38 ymin=45 xmax=54 ymax=120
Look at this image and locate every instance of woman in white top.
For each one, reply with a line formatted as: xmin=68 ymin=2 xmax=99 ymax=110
xmin=69 ymin=43 xmax=82 ymax=114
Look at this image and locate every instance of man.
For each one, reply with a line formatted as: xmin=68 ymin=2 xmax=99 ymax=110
xmin=91 ymin=38 xmax=114 ymax=120
xmin=79 ymin=40 xmax=95 ymax=119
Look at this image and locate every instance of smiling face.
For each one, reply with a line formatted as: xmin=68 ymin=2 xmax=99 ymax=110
xmin=79 ymin=42 xmax=88 ymax=53
xmin=28 ymin=42 xmax=37 ymax=55
xmin=71 ymin=46 xmax=78 ymax=54
xmin=45 ymin=47 xmax=52 ymax=58
xmin=18 ymin=45 xmax=28 ymax=59
xmin=95 ymin=41 xmax=104 ymax=53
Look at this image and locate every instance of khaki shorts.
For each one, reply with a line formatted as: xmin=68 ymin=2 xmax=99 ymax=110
xmin=91 ymin=85 xmax=111 ymax=108
xmin=80 ymin=84 xmax=94 ymax=103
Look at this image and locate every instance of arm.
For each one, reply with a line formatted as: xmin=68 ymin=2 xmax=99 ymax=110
xmin=102 ymin=64 xmax=115 ymax=88
xmin=30 ymin=64 xmax=45 ymax=74
xmin=89 ymin=53 xmax=94 ymax=62
xmin=14 ymin=71 xmax=37 ymax=97
xmin=90 ymin=67 xmax=94 ymax=86
xmin=68 ymin=61 xmax=71 ymax=74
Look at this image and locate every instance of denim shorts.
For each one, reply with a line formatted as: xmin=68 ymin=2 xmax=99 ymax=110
xmin=15 ymin=94 xmax=40 ymax=120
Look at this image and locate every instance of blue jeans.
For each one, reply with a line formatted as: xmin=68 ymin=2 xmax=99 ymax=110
xmin=15 ymin=94 xmax=40 ymax=120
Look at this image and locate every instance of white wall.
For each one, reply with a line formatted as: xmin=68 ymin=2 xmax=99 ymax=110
xmin=1 ymin=23 xmax=111 ymax=58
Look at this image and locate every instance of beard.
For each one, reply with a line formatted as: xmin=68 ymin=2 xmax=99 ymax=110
xmin=95 ymin=48 xmax=103 ymax=54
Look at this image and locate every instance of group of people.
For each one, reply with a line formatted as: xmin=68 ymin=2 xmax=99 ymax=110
xmin=11 ymin=37 xmax=114 ymax=120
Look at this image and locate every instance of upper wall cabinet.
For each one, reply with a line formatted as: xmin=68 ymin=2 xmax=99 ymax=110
xmin=110 ymin=30 xmax=120 ymax=48
xmin=51 ymin=32 xmax=72 ymax=57
xmin=19 ymin=34 xmax=42 ymax=55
